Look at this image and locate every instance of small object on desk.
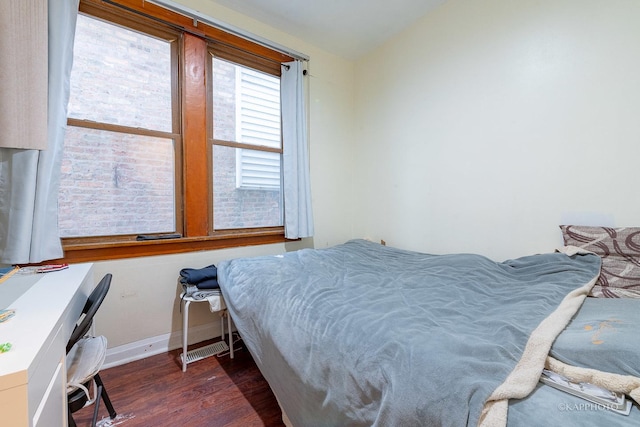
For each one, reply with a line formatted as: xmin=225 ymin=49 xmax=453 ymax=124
xmin=0 ymin=309 xmax=16 ymax=323
xmin=36 ymin=264 xmax=69 ymax=273
xmin=17 ymin=264 xmax=70 ymax=275
xmin=0 ymin=342 xmax=12 ymax=353
xmin=0 ymin=266 xmax=20 ymax=283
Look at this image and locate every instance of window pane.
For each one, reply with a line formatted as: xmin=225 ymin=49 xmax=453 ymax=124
xmin=212 ymin=58 xmax=281 ymax=148
xmin=213 ymin=145 xmax=282 ymax=229
xmin=237 ymin=149 xmax=281 ymax=189
xmin=211 ymin=57 xmax=283 ymax=231
xmin=59 ymin=127 xmax=176 ymax=237
xmin=68 ymin=14 xmax=173 ymax=132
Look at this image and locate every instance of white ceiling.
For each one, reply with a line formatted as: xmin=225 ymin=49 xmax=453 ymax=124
xmin=210 ymin=0 xmax=446 ymax=59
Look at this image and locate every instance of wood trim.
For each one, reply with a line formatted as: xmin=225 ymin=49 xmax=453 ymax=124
xmin=80 ymin=0 xmax=180 ymax=42
xmin=209 ymin=43 xmax=282 ymax=77
xmin=97 ymin=0 xmax=293 ymax=64
xmin=54 ymin=231 xmax=288 ymax=263
xmin=67 ymin=118 xmax=180 ymax=139
xmin=182 ymin=33 xmax=210 ymax=237
xmin=211 ymin=139 xmax=283 ymax=153
xmin=171 ymin=32 xmax=184 ymax=235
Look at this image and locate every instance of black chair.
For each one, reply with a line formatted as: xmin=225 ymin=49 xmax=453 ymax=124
xmin=66 ymin=273 xmax=117 ymax=427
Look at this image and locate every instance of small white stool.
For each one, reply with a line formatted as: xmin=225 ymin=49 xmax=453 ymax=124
xmin=180 ymin=292 xmax=234 ymax=372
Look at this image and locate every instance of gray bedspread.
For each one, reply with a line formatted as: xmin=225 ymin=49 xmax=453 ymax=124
xmin=218 ymin=240 xmax=601 ymax=426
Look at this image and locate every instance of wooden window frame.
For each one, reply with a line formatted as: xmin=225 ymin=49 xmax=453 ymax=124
xmin=56 ymin=0 xmax=294 ymax=264
xmin=207 ymin=46 xmax=284 ymax=231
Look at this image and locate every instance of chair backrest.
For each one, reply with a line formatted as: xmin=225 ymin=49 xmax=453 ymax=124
xmin=66 ymin=273 xmax=112 ymax=353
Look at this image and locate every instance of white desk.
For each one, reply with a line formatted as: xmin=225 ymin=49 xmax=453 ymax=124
xmin=0 ymin=264 xmax=94 ymax=427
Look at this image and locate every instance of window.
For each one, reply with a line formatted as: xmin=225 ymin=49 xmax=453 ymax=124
xmin=58 ymin=0 xmax=294 ymax=263
xmin=211 ymin=58 xmax=283 ymax=230
xmin=60 ymin=13 xmax=178 ymax=238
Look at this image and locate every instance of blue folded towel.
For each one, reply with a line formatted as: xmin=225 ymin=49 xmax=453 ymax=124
xmin=193 ymin=278 xmax=219 ymax=289
xmin=179 ymin=264 xmax=218 ymax=289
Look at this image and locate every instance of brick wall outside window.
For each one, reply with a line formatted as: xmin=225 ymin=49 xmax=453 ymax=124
xmin=59 ymin=16 xmax=281 ymax=237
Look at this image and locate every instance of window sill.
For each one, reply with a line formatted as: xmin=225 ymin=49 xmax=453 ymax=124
xmin=52 ymin=229 xmax=288 ymax=263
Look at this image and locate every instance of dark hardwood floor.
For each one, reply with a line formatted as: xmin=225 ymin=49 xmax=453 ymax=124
xmin=72 ymin=336 xmax=285 ymax=427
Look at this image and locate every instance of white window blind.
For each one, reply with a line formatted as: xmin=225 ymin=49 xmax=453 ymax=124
xmin=236 ymin=68 xmax=281 ymax=190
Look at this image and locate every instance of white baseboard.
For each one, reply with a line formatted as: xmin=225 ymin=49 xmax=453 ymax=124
xmin=103 ymin=319 xmax=225 ymax=369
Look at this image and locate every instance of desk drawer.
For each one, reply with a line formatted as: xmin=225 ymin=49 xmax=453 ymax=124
xmin=29 ymin=324 xmax=65 ymax=426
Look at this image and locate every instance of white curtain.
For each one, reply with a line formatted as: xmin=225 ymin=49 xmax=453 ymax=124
xmin=0 ymin=0 xmax=48 ymax=150
xmin=0 ymin=0 xmax=79 ymax=264
xmin=281 ymin=60 xmax=314 ymax=239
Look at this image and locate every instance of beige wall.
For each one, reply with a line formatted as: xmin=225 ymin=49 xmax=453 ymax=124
xmin=354 ymin=0 xmax=640 ymax=260
xmin=93 ymin=0 xmax=356 ymax=349
xmin=95 ymin=0 xmax=640 ymax=353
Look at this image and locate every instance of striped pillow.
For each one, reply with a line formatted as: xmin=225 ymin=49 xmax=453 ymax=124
xmin=560 ymin=225 xmax=640 ymax=298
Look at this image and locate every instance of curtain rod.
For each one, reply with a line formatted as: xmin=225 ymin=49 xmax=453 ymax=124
xmin=146 ymin=0 xmax=309 ymax=62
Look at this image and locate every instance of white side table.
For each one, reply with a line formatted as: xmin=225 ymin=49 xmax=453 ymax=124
xmin=180 ymin=292 xmax=234 ymax=372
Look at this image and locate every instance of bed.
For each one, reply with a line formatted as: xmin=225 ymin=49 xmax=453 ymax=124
xmin=217 ymin=235 xmax=640 ymax=426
